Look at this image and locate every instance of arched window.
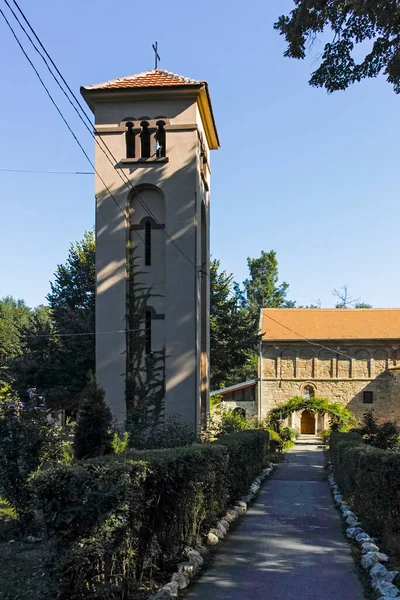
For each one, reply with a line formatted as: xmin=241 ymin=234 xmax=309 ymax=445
xmin=140 ymin=122 xmax=150 ymax=158
xmin=155 ymin=121 xmax=166 ymax=157
xmin=145 ymin=310 xmax=152 ymax=354
xmin=303 ymin=384 xmax=315 ymax=399
xmin=145 ymin=221 xmax=151 ymax=266
xmin=125 ymin=122 xmax=135 ymax=158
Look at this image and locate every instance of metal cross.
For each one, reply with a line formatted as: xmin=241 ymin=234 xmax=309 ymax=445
xmin=152 ymin=41 xmax=161 ymax=69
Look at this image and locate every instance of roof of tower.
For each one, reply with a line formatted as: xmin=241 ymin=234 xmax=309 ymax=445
xmin=81 ymin=69 xmax=219 ymax=148
xmin=82 ymin=69 xmax=203 ymax=90
xmin=261 ymin=308 xmax=400 ymax=341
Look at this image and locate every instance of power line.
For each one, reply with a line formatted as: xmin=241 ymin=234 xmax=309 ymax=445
xmin=25 ymin=327 xmax=144 ymax=339
xmin=7 ymin=0 xmax=202 ymax=274
xmin=0 ymin=5 xmax=127 ymax=224
xmin=0 ymin=168 xmax=93 ymax=175
xmin=261 ymin=311 xmax=353 ymax=360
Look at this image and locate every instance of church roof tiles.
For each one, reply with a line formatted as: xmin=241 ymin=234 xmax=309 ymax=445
xmin=82 ymin=69 xmax=203 ymax=90
xmin=261 ymin=308 xmax=400 ymax=342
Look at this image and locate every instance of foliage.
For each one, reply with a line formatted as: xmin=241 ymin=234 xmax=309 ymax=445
xmin=125 ymin=247 xmax=166 ymax=434
xmin=244 ymin=250 xmax=295 ymax=311
xmin=319 ymin=428 xmax=331 ymax=444
xmin=33 ymin=430 xmax=268 ymax=598
xmin=359 ymin=410 xmax=400 ymax=450
xmin=0 ymin=296 xmax=32 ymax=386
xmin=128 ymin=414 xmax=197 ymax=449
xmin=210 ymin=259 xmax=259 ymax=389
xmin=275 ymin=1 xmax=400 ymax=93
xmin=216 ymin=430 xmax=269 ymax=500
xmin=0 ymin=387 xmax=69 ymax=523
xmin=8 ymin=231 xmax=96 ymax=411
xmin=330 ymin=432 xmax=400 ymax=562
xmin=74 ymin=376 xmax=113 ymax=460
xmin=111 ymin=431 xmax=129 ymax=454
xmin=208 ymin=403 xmax=252 ymax=439
xmin=267 ymin=396 xmax=355 ymax=431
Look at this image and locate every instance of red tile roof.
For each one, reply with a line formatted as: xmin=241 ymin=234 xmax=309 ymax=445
xmin=261 ymin=309 xmax=400 ymax=341
xmin=82 ymin=69 xmax=204 ymax=90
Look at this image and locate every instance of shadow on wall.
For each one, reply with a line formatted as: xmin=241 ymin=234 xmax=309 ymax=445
xmin=95 ymin=155 xmax=202 ymax=411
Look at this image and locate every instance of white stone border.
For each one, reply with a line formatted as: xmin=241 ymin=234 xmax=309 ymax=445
xmin=327 ymin=464 xmax=399 ymax=599
xmin=149 ymin=462 xmax=277 ymax=599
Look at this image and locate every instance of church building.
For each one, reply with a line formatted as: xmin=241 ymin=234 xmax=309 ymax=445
xmin=259 ymin=308 xmax=400 ymax=433
xmin=81 ymin=69 xmax=219 ymax=430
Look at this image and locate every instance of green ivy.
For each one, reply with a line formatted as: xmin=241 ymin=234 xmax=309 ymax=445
xmin=267 ymin=396 xmax=356 ymax=430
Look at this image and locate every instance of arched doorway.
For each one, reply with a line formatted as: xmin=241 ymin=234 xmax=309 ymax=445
xmin=301 ymin=410 xmax=316 ymax=434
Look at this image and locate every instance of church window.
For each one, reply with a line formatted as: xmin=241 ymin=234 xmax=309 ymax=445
xmin=303 ymin=384 xmax=315 ymax=399
xmin=155 ymin=121 xmax=166 ymax=157
xmin=145 ymin=310 xmax=152 ymax=354
xmin=363 ymin=391 xmax=373 ymax=404
xmin=125 ymin=122 xmax=135 ymax=158
xmin=145 ymin=221 xmax=151 ymax=266
xmin=140 ymin=122 xmax=151 ymax=158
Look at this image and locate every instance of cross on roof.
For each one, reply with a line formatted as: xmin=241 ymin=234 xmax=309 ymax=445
xmin=152 ymin=41 xmax=161 ymax=69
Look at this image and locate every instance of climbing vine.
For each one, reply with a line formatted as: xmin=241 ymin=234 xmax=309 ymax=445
xmin=267 ymin=396 xmax=356 ymax=431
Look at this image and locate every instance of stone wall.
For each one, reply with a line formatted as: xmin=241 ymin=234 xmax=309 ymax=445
xmin=260 ymin=341 xmax=400 ymax=425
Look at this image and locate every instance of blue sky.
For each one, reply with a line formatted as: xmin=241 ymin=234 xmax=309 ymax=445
xmin=0 ymin=0 xmax=398 ymax=309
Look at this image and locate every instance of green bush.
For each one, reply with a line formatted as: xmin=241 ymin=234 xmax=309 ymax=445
xmin=216 ymin=430 xmax=269 ymax=500
xmin=74 ymin=377 xmax=113 ymax=460
xmin=0 ymin=387 xmax=70 ymax=524
xmin=330 ymin=432 xmax=400 ymax=561
xmin=33 ymin=430 xmax=268 ymax=598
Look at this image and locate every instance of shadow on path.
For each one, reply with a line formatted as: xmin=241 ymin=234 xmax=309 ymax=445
xmin=184 ymin=437 xmax=365 ymax=600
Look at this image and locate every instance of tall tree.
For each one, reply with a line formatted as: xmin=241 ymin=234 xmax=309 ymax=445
xmin=0 ymin=296 xmax=31 ymax=385
xmin=275 ymin=2 xmax=400 ymax=93
xmin=9 ymin=231 xmax=95 ymax=410
xmin=210 ymin=260 xmax=259 ymax=389
xmin=244 ymin=250 xmax=295 ymax=311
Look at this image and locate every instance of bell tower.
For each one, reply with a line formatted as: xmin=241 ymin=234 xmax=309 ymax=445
xmin=81 ymin=69 xmax=219 ymax=431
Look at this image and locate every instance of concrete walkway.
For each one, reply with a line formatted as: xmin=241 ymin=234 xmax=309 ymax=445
xmin=184 ymin=436 xmax=365 ymax=600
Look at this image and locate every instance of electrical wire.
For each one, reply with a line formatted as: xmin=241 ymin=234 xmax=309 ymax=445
xmin=6 ymin=0 xmax=203 ymax=274
xmin=0 ymin=168 xmax=93 ymax=175
xmin=25 ymin=327 xmax=144 ymax=338
xmin=0 ymin=7 xmax=129 ymax=222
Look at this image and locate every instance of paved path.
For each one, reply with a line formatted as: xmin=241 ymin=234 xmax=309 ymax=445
xmin=184 ymin=436 xmax=365 ymax=600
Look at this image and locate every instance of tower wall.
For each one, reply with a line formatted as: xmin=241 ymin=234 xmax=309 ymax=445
xmin=91 ymin=93 xmax=211 ymax=429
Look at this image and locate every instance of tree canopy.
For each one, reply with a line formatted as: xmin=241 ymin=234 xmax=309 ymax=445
xmin=243 ymin=250 xmax=294 ymax=311
xmin=275 ymin=1 xmax=400 ymax=93
xmin=9 ymin=231 xmax=95 ymax=410
xmin=210 ymin=259 xmax=259 ymax=389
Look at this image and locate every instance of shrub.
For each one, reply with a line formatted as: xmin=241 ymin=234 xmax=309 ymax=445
xmin=208 ymin=404 xmax=251 ymax=439
xmin=0 ymin=387 xmax=68 ymax=524
xmin=74 ymin=376 xmax=113 ymax=459
xmin=330 ymin=432 xmax=400 ymax=561
xmin=32 ymin=430 xmax=268 ymax=598
xmin=128 ymin=413 xmax=198 ymax=449
xmin=216 ymin=430 xmax=269 ymax=499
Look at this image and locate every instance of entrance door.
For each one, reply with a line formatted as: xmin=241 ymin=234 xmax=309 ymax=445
xmin=301 ymin=410 xmax=316 ymax=434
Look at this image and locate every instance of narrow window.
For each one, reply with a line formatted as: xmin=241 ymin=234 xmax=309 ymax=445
xmin=303 ymin=385 xmax=315 ymax=399
xmin=125 ymin=122 xmax=135 ymax=158
xmin=145 ymin=221 xmax=151 ymax=266
xmin=155 ymin=121 xmax=166 ymax=157
xmin=140 ymin=122 xmax=150 ymax=158
xmin=363 ymin=391 xmax=373 ymax=404
xmin=145 ymin=310 xmax=152 ymax=354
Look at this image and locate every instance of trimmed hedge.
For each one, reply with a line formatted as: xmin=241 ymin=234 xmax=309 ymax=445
xmin=32 ymin=429 xmax=269 ymax=599
xmin=330 ymin=432 xmax=400 ymax=561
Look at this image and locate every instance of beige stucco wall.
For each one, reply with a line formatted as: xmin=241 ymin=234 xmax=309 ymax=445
xmin=88 ymin=91 xmax=212 ymax=427
xmin=260 ymin=341 xmax=400 ymax=427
